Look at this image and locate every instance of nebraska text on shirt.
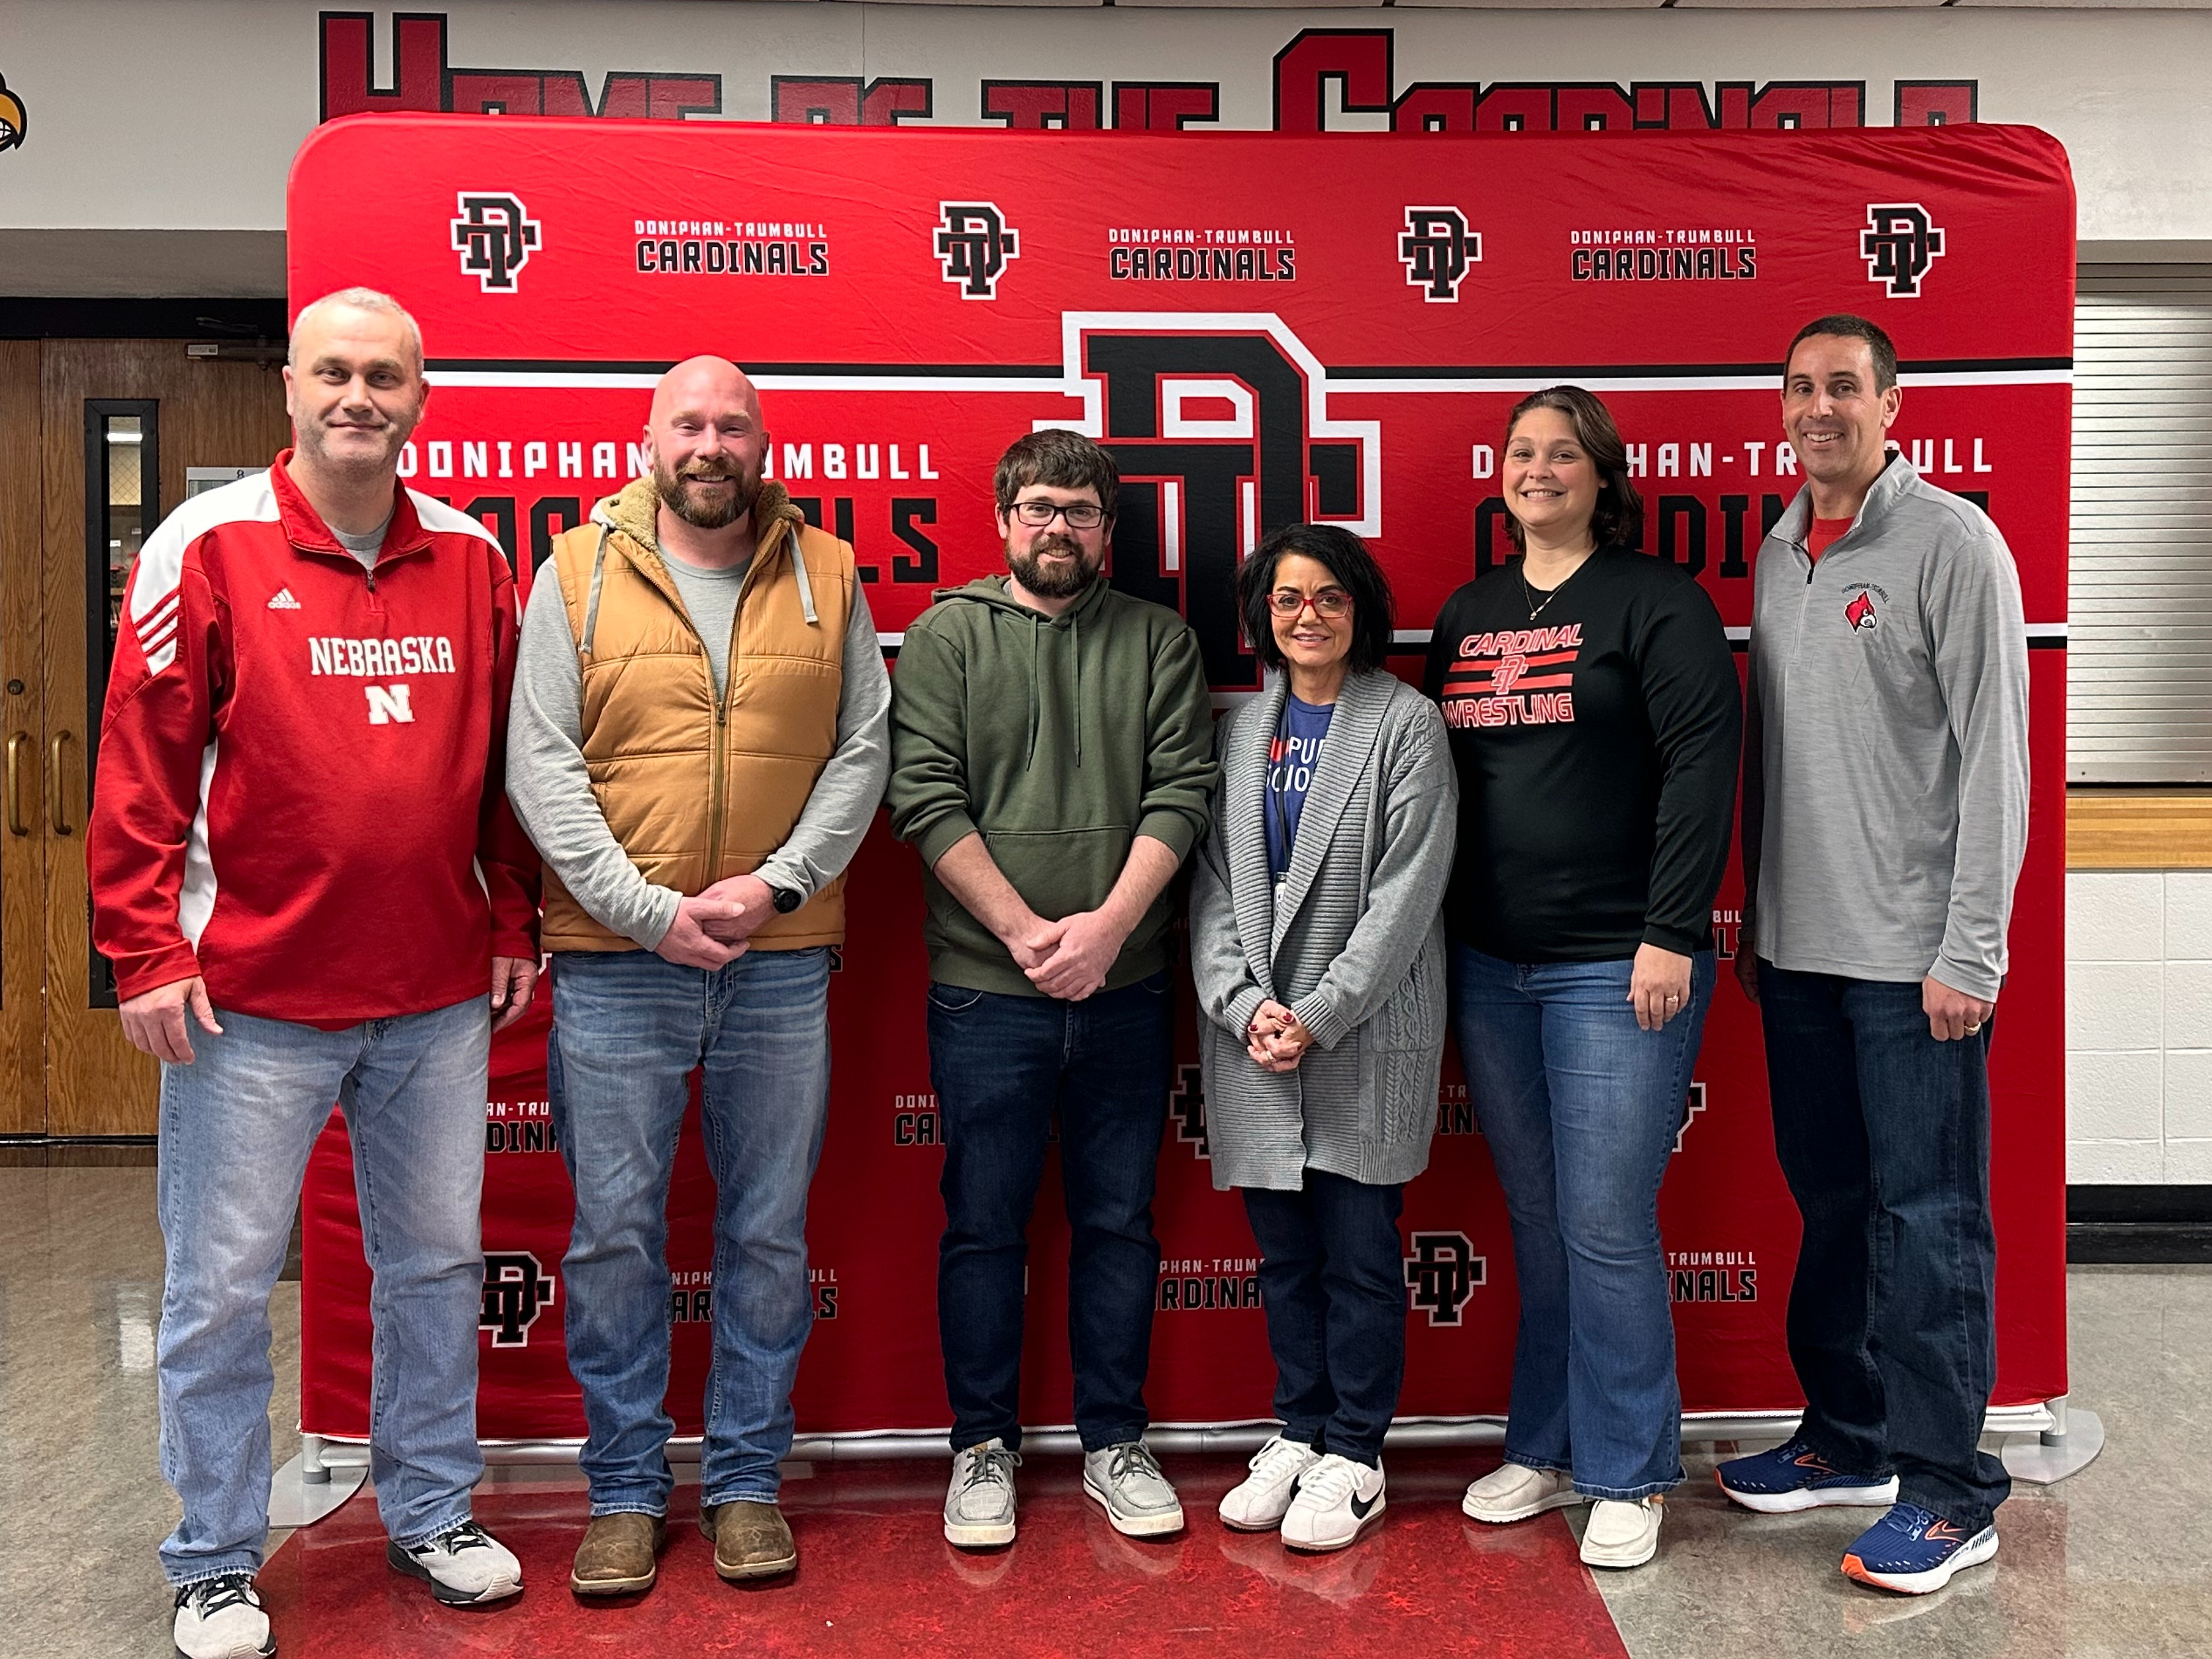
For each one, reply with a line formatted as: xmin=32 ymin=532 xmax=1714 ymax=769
xmin=308 ymin=636 xmax=458 ymax=677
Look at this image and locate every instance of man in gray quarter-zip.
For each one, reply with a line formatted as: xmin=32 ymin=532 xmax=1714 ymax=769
xmin=1717 ymin=315 xmax=2027 ymax=1599
xmin=505 ymin=358 xmax=889 ymax=1596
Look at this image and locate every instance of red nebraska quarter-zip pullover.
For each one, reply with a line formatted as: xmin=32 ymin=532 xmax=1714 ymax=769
xmin=88 ymin=452 xmax=539 ymax=1025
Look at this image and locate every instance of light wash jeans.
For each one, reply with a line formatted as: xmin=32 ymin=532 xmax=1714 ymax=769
xmin=547 ymin=946 xmax=832 ymax=1517
xmin=1450 ymin=944 xmax=1716 ymax=1500
xmin=155 ymin=995 xmax=491 ymax=1586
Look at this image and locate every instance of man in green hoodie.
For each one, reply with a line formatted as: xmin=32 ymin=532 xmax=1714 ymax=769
xmin=888 ymin=428 xmax=1217 ymax=1548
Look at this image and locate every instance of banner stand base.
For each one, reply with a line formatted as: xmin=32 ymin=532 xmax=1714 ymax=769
xmin=2000 ymin=1394 xmax=2107 ymax=1486
xmin=284 ymin=1400 xmax=2086 ymax=1526
xmin=269 ymin=1434 xmax=368 ymax=1529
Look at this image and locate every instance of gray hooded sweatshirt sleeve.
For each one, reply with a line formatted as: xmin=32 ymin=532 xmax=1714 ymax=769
xmin=1742 ymin=454 xmax=2029 ymax=1002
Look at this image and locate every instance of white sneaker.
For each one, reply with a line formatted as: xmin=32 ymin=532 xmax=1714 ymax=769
xmin=944 ymin=1438 xmax=1021 ymax=1548
xmin=385 ymin=1519 xmax=524 ymax=1605
xmin=1082 ymin=1440 xmax=1185 ymax=1536
xmin=172 ymin=1574 xmax=274 ymax=1659
xmin=1461 ymin=1461 xmax=1587 ymax=1524
xmin=1282 ymin=1454 xmax=1386 ymax=1553
xmin=1580 ymin=1497 xmax=1662 ymax=1569
xmin=1218 ymin=1435 xmax=1323 ymax=1533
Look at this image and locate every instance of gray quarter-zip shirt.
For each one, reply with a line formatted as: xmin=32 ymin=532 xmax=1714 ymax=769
xmin=1741 ymin=453 xmax=2029 ymax=1002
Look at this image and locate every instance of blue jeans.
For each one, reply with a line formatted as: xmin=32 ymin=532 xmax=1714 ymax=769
xmin=548 ymin=946 xmax=831 ymax=1515
xmin=1756 ymin=962 xmax=2009 ymax=1534
xmin=1242 ymin=1172 xmax=1406 ymax=1466
xmin=929 ymin=973 xmax=1173 ymax=1454
xmin=155 ymin=996 xmax=491 ymax=1585
xmin=1450 ymin=944 xmax=1715 ymax=1500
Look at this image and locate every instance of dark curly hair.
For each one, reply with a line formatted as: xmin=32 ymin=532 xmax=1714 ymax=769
xmin=1501 ymin=385 xmax=1644 ymax=554
xmin=1235 ymin=523 xmax=1395 ymax=675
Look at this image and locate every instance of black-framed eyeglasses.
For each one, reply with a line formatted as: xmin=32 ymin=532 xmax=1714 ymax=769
xmin=1268 ymin=589 xmax=1352 ymax=619
xmin=1010 ymin=499 xmax=1107 ymax=530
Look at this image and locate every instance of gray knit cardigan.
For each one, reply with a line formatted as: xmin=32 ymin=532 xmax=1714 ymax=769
xmin=1189 ymin=668 xmax=1458 ymax=1191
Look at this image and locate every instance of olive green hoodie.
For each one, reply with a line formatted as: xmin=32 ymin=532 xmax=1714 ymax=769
xmin=887 ymin=574 xmax=1217 ymax=995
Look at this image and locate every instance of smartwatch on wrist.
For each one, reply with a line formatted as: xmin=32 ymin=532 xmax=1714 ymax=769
xmin=766 ymin=881 xmax=805 ymax=915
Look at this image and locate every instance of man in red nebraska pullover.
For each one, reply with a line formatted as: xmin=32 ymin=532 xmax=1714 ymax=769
xmin=87 ymin=287 xmax=541 ymax=1659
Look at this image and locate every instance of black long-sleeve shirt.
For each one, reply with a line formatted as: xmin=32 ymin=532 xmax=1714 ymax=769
xmin=1422 ymin=548 xmax=1742 ymax=962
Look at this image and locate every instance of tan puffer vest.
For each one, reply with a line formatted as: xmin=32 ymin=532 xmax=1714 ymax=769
xmin=539 ymin=477 xmax=854 ymax=951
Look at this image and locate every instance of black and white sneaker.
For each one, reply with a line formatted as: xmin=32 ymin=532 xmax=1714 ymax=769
xmin=386 ymin=1519 xmax=524 ymax=1605
xmin=173 ymin=1573 xmax=274 ymax=1659
xmin=1282 ymin=1454 xmax=1385 ymax=1552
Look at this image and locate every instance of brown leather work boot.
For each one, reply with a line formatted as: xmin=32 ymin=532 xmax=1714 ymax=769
xmin=570 ymin=1511 xmax=666 ymax=1596
xmin=701 ymin=1500 xmax=797 ymax=1581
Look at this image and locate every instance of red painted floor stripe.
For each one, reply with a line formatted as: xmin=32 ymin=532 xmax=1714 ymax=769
xmin=260 ymin=1452 xmax=1629 ymax=1657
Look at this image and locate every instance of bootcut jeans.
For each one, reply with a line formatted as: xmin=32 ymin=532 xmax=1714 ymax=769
xmin=1450 ymin=944 xmax=1716 ymax=1501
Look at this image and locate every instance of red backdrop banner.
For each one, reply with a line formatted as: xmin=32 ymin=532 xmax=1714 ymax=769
xmin=291 ymin=115 xmax=2072 ymax=1442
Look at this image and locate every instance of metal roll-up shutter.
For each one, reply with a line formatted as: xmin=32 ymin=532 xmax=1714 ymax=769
xmin=2072 ymin=265 xmax=2212 ymax=783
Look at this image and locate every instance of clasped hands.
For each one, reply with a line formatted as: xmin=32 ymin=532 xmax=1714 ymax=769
xmin=654 ymin=874 xmax=780 ymax=970
xmin=1000 ymin=907 xmax=1129 ymax=1002
xmin=1246 ymin=998 xmax=1316 ymax=1074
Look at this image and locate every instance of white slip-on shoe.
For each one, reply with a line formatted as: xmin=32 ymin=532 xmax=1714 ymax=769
xmin=1282 ymin=1454 xmax=1386 ymax=1554
xmin=1218 ymin=1436 xmax=1323 ymax=1533
xmin=1461 ymin=1461 xmax=1587 ymax=1524
xmin=1580 ymin=1497 xmax=1662 ymax=1570
xmin=386 ymin=1519 xmax=524 ymax=1605
xmin=944 ymin=1438 xmax=1021 ymax=1549
xmin=172 ymin=1574 xmax=274 ymax=1659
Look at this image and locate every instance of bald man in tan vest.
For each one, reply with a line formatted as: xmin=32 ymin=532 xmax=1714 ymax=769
xmin=507 ymin=358 xmax=890 ymax=1595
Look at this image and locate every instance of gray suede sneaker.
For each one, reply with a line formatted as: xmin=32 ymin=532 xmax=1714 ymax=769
xmin=1082 ymin=1440 xmax=1185 ymax=1537
xmin=944 ymin=1438 xmax=1021 ymax=1548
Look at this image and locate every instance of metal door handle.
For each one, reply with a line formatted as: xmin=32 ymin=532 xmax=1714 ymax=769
xmin=4 ymin=732 xmax=26 ymax=836
xmin=48 ymin=730 xmax=72 ymax=836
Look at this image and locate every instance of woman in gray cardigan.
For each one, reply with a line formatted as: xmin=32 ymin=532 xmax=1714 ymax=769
xmin=1189 ymin=523 xmax=1456 ymax=1556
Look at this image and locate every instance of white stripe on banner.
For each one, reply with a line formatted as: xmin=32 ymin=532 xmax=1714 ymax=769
xmin=429 ymin=369 xmax=2072 ymax=395
xmin=1333 ymin=370 xmax=2073 ymax=395
xmin=1393 ymin=625 xmax=2067 ymax=646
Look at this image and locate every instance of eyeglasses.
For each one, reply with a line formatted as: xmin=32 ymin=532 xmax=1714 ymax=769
xmin=1009 ymin=499 xmax=1107 ymax=530
xmin=1268 ymin=589 xmax=1352 ymax=619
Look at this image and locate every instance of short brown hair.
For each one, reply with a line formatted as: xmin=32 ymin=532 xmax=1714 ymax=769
xmin=993 ymin=428 xmax=1117 ymax=521
xmin=1785 ymin=313 xmax=1897 ymax=392
xmin=1501 ymin=386 xmax=1644 ymax=554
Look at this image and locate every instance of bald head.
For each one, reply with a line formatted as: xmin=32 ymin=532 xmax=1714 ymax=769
xmin=645 ymin=356 xmax=769 ymax=533
xmin=651 ymin=355 xmax=762 ymax=428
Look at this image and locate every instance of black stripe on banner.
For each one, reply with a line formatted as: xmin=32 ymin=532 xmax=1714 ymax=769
xmin=1327 ymin=356 xmax=2072 ymax=380
xmin=425 ymin=355 xmax=2070 ymax=381
xmin=425 ymin=359 xmax=1063 ymax=377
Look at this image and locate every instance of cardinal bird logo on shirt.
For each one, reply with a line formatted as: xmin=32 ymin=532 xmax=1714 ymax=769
xmin=1490 ymin=654 xmax=1528 ymax=695
xmin=1845 ymin=590 xmax=1878 ymax=631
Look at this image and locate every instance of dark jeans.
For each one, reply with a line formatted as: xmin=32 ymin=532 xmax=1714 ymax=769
xmin=929 ymin=972 xmax=1174 ymax=1454
xmin=1757 ymin=961 xmax=2010 ymax=1534
xmin=1242 ymin=1172 xmax=1406 ymax=1467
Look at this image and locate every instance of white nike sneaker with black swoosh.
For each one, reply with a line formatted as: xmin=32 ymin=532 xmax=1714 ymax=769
xmin=1282 ymin=1454 xmax=1385 ymax=1552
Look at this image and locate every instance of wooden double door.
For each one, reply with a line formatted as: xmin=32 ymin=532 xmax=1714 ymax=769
xmin=0 ymin=340 xmax=289 ymax=1138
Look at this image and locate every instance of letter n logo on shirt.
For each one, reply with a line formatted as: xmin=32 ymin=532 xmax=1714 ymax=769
xmin=365 ymin=683 xmax=415 ymax=725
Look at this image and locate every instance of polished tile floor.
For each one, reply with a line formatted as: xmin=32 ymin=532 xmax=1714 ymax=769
xmin=5 ymin=1164 xmax=2207 ymax=1658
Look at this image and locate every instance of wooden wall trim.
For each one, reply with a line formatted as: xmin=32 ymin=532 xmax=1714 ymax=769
xmin=2068 ymin=789 xmax=2212 ymax=870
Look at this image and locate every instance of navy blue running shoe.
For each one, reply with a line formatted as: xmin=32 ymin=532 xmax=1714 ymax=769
xmin=1715 ymin=1437 xmax=1899 ymax=1513
xmin=1841 ymin=1503 xmax=1999 ymax=1594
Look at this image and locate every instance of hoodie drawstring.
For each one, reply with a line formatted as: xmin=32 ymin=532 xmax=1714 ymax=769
xmin=1071 ymin=611 xmax=1082 ymax=767
xmin=1026 ymin=613 xmax=1042 ymax=767
xmin=788 ymin=530 xmax=819 ymax=625
xmin=580 ymin=521 xmax=612 ymax=659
